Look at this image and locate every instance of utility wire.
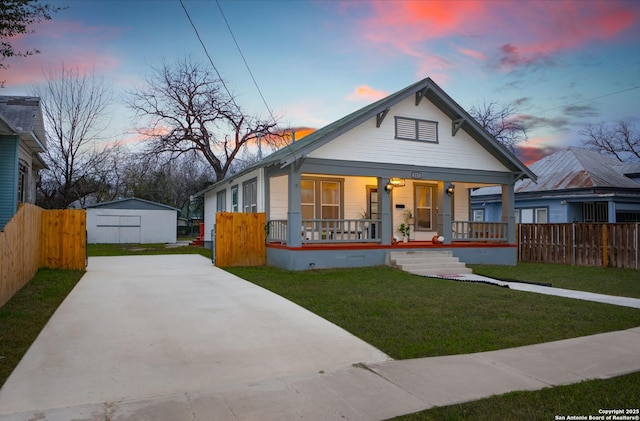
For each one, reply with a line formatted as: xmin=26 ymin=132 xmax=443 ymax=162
xmin=533 ymin=84 xmax=640 ymax=115
xmin=215 ymin=0 xmax=276 ymax=122
xmin=179 ymin=0 xmax=239 ymax=111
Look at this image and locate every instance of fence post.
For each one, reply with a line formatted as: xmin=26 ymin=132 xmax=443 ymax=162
xmin=602 ymin=224 xmax=608 ymax=268
xmin=636 ymin=223 xmax=639 ymax=270
xmin=572 ymin=223 xmax=576 ymax=265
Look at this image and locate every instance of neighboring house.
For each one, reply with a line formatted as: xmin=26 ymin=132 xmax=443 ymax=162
xmin=471 ymin=147 xmax=640 ymax=223
xmin=196 ymin=78 xmax=536 ymax=270
xmin=86 ymin=197 xmax=179 ymax=244
xmin=0 ymin=96 xmax=47 ymax=229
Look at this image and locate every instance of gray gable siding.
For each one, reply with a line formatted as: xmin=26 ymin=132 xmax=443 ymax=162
xmin=0 ymin=135 xmax=19 ymax=229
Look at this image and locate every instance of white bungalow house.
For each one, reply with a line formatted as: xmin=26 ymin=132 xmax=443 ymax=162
xmin=197 ymin=78 xmax=536 ymax=270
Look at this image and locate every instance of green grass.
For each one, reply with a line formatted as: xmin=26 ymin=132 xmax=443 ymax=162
xmin=87 ymin=243 xmax=212 ymax=259
xmin=0 ymin=268 xmax=85 ymax=387
xmin=470 ymin=262 xmax=640 ymax=299
xmin=391 ymin=371 xmax=640 ymax=421
xmin=227 ymin=265 xmax=640 ymax=360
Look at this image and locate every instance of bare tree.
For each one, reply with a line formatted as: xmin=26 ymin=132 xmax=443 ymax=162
xmin=469 ymin=101 xmax=528 ymax=152
xmin=580 ymin=120 xmax=640 ymax=162
xmin=119 ymin=151 xmax=212 ymax=212
xmin=127 ymin=57 xmax=282 ymax=181
xmin=31 ymin=64 xmax=119 ymax=208
xmin=1 ymin=0 xmax=63 ymax=86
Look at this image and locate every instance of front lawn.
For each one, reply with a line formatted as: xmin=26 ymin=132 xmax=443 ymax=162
xmin=0 ymin=269 xmax=85 ymax=387
xmin=470 ymin=262 xmax=640 ymax=299
xmin=87 ymin=243 xmax=212 ymax=259
xmin=392 ymin=371 xmax=640 ymax=420
xmin=227 ymin=265 xmax=640 ymax=360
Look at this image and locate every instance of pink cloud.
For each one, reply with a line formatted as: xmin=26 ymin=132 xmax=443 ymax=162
xmin=355 ymin=0 xmax=639 ymax=72
xmin=457 ymin=47 xmax=486 ymax=61
xmin=347 ymin=85 xmax=388 ymax=101
xmin=1 ymin=19 xmax=122 ymax=88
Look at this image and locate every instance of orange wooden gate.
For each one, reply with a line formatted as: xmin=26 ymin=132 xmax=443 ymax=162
xmin=214 ymin=212 xmax=266 ymax=267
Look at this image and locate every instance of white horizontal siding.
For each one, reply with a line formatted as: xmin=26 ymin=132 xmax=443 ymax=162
xmin=269 ymin=175 xmax=288 ymax=219
xmin=203 ymin=168 xmax=265 ymax=241
xmin=309 ymin=96 xmax=509 ymax=172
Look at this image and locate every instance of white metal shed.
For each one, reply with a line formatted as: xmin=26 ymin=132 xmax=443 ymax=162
xmin=86 ymin=197 xmax=179 ymax=244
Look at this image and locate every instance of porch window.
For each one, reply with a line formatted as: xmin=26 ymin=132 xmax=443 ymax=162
xmin=517 ymin=207 xmax=548 ymax=223
xmin=231 ymin=185 xmax=238 ymax=212
xmin=583 ymin=202 xmax=607 ymax=222
xmin=301 ymin=180 xmax=315 ymax=227
xmin=321 ymin=181 xmax=340 ymax=219
xmin=395 ymin=116 xmax=438 ymax=143
xmin=301 ymin=177 xmax=344 ymax=222
xmin=414 ymin=184 xmax=436 ymax=230
xmin=242 ymin=178 xmax=258 ymax=213
xmin=472 ymin=209 xmax=484 ymax=222
xmin=216 ymin=190 xmax=226 ymax=212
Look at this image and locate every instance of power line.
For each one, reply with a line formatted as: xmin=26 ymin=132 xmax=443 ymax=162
xmin=215 ymin=0 xmax=276 ymax=122
xmin=534 ymin=84 xmax=640 ymax=115
xmin=179 ymin=0 xmax=238 ymax=110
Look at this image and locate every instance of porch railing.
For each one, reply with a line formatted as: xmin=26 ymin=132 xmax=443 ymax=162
xmin=268 ymin=219 xmax=508 ymax=244
xmin=452 ymin=221 xmax=508 ymax=242
xmin=267 ymin=219 xmax=381 ymax=243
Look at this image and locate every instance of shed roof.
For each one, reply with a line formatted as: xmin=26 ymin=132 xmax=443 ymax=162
xmin=86 ymin=197 xmax=180 ymax=212
xmin=0 ymin=96 xmax=47 ymax=153
xmin=196 ymin=77 xmax=536 ymax=196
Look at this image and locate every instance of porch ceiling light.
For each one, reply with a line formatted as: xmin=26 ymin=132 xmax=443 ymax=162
xmin=385 ymin=182 xmax=394 ymax=193
xmin=446 ymin=184 xmax=455 ymax=196
xmin=389 ymin=177 xmax=405 ymax=187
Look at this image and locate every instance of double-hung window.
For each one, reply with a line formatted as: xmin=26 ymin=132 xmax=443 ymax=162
xmin=231 ymin=185 xmax=238 ymax=212
xmin=301 ymin=177 xmax=343 ymax=224
xmin=216 ymin=190 xmax=226 ymax=212
xmin=242 ymin=178 xmax=258 ymax=212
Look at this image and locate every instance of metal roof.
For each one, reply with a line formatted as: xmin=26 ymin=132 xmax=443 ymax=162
xmin=0 ymin=96 xmax=47 ymax=153
xmin=85 ymin=197 xmax=180 ymax=211
xmin=473 ymin=147 xmax=640 ymax=196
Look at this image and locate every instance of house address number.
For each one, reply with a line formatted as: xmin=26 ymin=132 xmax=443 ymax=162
xmin=411 ymin=172 xmax=422 ymax=179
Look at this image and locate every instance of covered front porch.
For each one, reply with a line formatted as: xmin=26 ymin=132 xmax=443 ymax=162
xmin=264 ymin=162 xmax=518 ymax=270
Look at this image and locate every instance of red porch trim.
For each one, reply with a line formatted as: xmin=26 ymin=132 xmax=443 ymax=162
xmin=267 ymin=241 xmax=517 ymax=251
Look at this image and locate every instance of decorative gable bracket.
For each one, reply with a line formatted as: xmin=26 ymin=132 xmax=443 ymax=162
xmin=376 ymin=109 xmax=389 ymax=128
xmin=415 ymin=87 xmax=430 ymax=106
xmin=452 ymin=118 xmax=465 ymax=136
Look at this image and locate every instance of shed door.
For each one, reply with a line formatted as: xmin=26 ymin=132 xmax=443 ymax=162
xmin=96 ymin=215 xmax=141 ymax=243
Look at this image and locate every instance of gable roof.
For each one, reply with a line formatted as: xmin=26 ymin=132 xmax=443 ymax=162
xmin=0 ymin=96 xmax=47 ymax=153
xmin=197 ymin=77 xmax=536 ymax=195
xmin=473 ymin=147 xmax=640 ymax=196
xmin=86 ymin=197 xmax=180 ymax=212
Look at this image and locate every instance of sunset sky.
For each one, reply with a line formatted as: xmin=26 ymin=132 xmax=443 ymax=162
xmin=2 ymin=0 xmax=639 ymax=163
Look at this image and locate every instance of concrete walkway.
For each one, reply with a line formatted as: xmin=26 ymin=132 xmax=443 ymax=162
xmin=429 ymin=273 xmax=640 ymax=308
xmin=0 ymin=255 xmax=639 ymax=420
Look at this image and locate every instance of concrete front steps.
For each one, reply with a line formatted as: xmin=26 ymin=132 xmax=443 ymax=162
xmin=387 ymin=250 xmax=472 ymax=276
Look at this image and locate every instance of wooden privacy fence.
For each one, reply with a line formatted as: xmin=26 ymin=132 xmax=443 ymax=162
xmin=215 ymin=212 xmax=266 ymax=267
xmin=518 ymin=223 xmax=638 ymax=269
xmin=0 ymin=204 xmax=86 ymax=307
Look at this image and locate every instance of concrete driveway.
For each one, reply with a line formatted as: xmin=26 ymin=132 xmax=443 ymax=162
xmin=2 ymin=254 xmax=640 ymax=420
xmin=0 ymin=255 xmax=392 ymax=420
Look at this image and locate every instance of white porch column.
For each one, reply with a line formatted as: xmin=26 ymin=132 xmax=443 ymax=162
xmin=379 ymin=178 xmax=392 ymax=245
xmin=502 ymin=183 xmax=516 ymax=243
xmin=287 ymin=166 xmax=302 ymax=247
